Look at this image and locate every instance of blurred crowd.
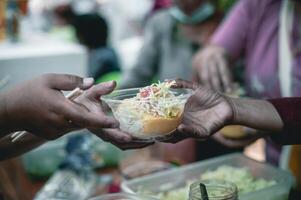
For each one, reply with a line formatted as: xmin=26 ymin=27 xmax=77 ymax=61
xmin=1 ymin=0 xmax=301 ymax=199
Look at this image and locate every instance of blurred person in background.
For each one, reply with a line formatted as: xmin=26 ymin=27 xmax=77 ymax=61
xmin=193 ymin=0 xmax=301 ymax=168
xmin=54 ymin=5 xmax=120 ymax=80
xmin=119 ymin=0 xmax=240 ymax=163
xmin=120 ymin=0 xmax=222 ymax=88
xmin=73 ymin=14 xmax=120 ymax=80
xmin=151 ymin=0 xmax=172 ymax=13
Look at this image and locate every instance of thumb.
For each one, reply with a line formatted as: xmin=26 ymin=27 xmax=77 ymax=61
xmin=44 ymin=74 xmax=94 ymax=90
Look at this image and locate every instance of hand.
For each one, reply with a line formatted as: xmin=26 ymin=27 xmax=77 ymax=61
xmin=91 ymin=128 xmax=154 ymax=150
xmin=0 ymin=74 xmax=118 ymax=140
xmin=193 ymin=45 xmax=233 ymax=92
xmin=164 ymin=80 xmax=234 ymax=143
xmin=73 ymin=83 xmax=154 ymax=150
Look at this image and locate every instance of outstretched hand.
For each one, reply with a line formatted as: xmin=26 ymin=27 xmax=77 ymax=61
xmin=75 ymin=82 xmax=154 ymax=150
xmin=163 ymin=80 xmax=234 ymax=143
xmin=0 ymin=74 xmax=118 ymax=140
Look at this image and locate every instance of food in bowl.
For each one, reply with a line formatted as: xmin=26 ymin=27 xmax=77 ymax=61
xmin=102 ymin=81 xmax=192 ymax=140
xmin=220 ymin=125 xmax=247 ymax=139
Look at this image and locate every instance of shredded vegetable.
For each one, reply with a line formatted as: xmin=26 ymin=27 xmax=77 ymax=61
xmin=138 ymin=165 xmax=276 ymax=200
xmin=122 ymin=81 xmax=184 ymax=118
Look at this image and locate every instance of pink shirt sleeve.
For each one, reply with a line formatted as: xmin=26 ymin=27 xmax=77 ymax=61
xmin=211 ymin=0 xmax=254 ymax=59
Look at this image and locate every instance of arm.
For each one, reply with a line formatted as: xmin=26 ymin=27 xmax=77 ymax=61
xmin=0 ymin=134 xmax=45 ymax=161
xmin=266 ymin=98 xmax=301 ymax=145
xmin=230 ymin=98 xmax=283 ymax=132
xmin=230 ymin=98 xmax=301 ymax=145
xmin=0 ymin=93 xmax=10 ymax=137
xmin=0 ymin=74 xmax=118 ymax=140
xmin=119 ymin=14 xmax=161 ymax=89
xmin=170 ymin=80 xmax=300 ymax=145
xmin=0 ymin=76 xmax=150 ymax=160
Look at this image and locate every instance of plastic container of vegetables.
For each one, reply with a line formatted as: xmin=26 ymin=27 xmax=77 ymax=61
xmin=121 ymin=153 xmax=295 ymax=200
xmin=89 ymin=193 xmax=158 ymax=200
xmin=102 ymin=82 xmax=193 ymax=142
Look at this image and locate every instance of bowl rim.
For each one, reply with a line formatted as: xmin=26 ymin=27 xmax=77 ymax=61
xmin=101 ymin=87 xmax=193 ymax=103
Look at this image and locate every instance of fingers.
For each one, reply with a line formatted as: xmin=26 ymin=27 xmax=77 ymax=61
xmin=160 ymin=130 xmax=189 ymax=144
xmin=173 ymin=79 xmax=199 ymax=90
xmin=43 ymin=74 xmax=94 ymax=90
xmin=53 ymin=80 xmax=118 ymax=129
xmin=93 ymin=128 xmax=154 ymax=150
xmin=177 ymin=124 xmax=210 ymax=140
xmin=92 ymin=128 xmax=132 ymax=142
xmin=58 ymin=99 xmax=119 ymax=129
xmin=84 ymin=81 xmax=116 ymax=100
xmin=192 ymin=49 xmax=212 ymax=88
xmin=192 ymin=46 xmax=232 ymax=92
xmin=216 ymin=55 xmax=233 ymax=93
xmin=208 ymin=60 xmax=221 ymax=91
xmin=113 ymin=142 xmax=153 ymax=150
xmin=199 ymin=62 xmax=211 ymax=88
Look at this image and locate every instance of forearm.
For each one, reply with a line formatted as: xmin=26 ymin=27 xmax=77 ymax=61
xmin=0 ymin=133 xmax=46 ymax=160
xmin=0 ymin=92 xmax=23 ymax=137
xmin=230 ymin=98 xmax=284 ymax=132
xmin=0 ymin=92 xmax=12 ymax=137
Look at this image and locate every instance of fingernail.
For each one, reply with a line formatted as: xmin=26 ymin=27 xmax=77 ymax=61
xmin=83 ymin=77 xmax=94 ymax=87
xmin=178 ymin=125 xmax=185 ymax=132
xmin=103 ymin=80 xmax=115 ymax=87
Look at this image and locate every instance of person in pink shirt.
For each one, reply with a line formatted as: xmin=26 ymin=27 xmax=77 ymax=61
xmin=193 ymin=0 xmax=301 ymax=165
xmin=152 ymin=0 xmax=172 ymax=12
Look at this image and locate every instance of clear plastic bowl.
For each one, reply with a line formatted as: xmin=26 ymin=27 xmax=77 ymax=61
xmin=102 ymin=88 xmax=193 ymax=142
xmin=89 ymin=193 xmax=158 ymax=200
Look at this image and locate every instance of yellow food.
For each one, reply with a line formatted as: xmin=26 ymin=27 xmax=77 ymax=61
xmin=220 ymin=125 xmax=247 ymax=139
xmin=142 ymin=113 xmax=183 ymax=135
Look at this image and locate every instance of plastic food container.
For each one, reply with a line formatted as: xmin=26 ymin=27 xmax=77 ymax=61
xmin=102 ymin=88 xmax=192 ymax=142
xmin=121 ymin=153 xmax=295 ymax=200
xmin=121 ymin=160 xmax=173 ymax=179
xmin=88 ymin=193 xmax=158 ymax=200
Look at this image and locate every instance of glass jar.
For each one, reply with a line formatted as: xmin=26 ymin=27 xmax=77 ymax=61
xmin=189 ymin=180 xmax=238 ymax=200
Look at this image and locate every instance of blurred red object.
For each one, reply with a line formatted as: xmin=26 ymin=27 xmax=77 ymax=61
xmin=108 ymin=183 xmax=121 ymax=193
xmin=18 ymin=0 xmax=29 ymax=15
xmin=153 ymin=0 xmax=171 ymax=11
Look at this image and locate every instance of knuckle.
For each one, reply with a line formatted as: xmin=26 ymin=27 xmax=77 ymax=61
xmin=66 ymin=75 xmax=82 ymax=85
xmin=41 ymin=73 xmax=55 ymax=84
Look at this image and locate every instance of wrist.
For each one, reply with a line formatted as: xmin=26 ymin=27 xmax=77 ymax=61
xmin=223 ymin=95 xmax=238 ymax=125
xmin=225 ymin=97 xmax=252 ymax=126
xmin=223 ymin=97 xmax=283 ymax=132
